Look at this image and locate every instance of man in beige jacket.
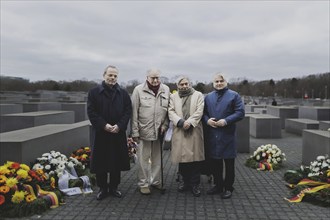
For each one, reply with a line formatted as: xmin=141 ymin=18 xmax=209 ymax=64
xmin=131 ymin=69 xmax=170 ymax=195
xmin=168 ymin=76 xmax=205 ymax=197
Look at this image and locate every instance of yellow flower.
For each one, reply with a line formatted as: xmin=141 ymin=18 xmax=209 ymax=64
xmin=84 ymin=147 xmax=90 ymax=150
xmin=0 ymin=166 xmax=10 ymax=175
xmin=6 ymin=177 xmax=18 ymax=188
xmin=20 ymin=164 xmax=30 ymax=171
xmin=82 ymin=154 xmax=88 ymax=159
xmin=5 ymin=161 xmax=13 ymax=167
xmin=0 ymin=175 xmax=7 ymax=183
xmin=0 ymin=185 xmax=10 ymax=194
xmin=50 ymin=177 xmax=56 ymax=189
xmin=11 ymin=190 xmax=25 ymax=203
xmin=327 ymin=169 xmax=330 ymax=177
xmin=25 ymin=194 xmax=36 ymax=203
xmin=17 ymin=169 xmax=29 ymax=179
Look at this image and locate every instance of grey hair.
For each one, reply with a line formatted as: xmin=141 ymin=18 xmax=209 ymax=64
xmin=213 ymin=72 xmax=227 ymax=82
xmin=103 ymin=65 xmax=118 ymax=75
xmin=176 ymin=76 xmax=190 ymax=85
xmin=146 ymin=68 xmax=161 ymax=76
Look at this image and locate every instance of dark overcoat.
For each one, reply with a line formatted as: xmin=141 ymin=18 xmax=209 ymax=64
xmin=203 ymin=88 xmax=245 ymax=159
xmin=87 ymin=82 xmax=132 ymax=173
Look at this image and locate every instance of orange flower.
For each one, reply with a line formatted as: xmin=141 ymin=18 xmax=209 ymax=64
xmin=0 ymin=194 xmax=5 ymax=206
xmin=25 ymin=194 xmax=36 ymax=203
xmin=0 ymin=185 xmax=10 ymax=194
xmin=0 ymin=175 xmax=7 ymax=183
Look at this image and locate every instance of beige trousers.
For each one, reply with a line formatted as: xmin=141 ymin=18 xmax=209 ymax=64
xmin=137 ymin=139 xmax=161 ymax=188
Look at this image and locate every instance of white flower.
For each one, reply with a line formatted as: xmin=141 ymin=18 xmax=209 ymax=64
xmin=256 ymin=155 xmax=260 ymax=160
xmin=317 ymin=156 xmax=325 ymax=161
xmin=67 ymin=161 xmax=74 ymax=168
xmin=45 ymin=165 xmax=51 ymax=170
xmin=277 ymin=157 xmax=281 ymax=162
xmin=50 ymin=159 xmax=58 ymax=164
xmin=262 ymin=152 xmax=266 ymax=157
xmin=33 ymin=163 xmax=43 ymax=170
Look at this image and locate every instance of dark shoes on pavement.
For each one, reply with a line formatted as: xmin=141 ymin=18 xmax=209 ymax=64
xmin=206 ymin=186 xmax=222 ymax=195
xmin=191 ymin=185 xmax=201 ymax=197
xmin=177 ymin=183 xmax=190 ymax=192
xmin=221 ymin=190 xmax=232 ymax=199
xmin=96 ymin=188 xmax=108 ymax=200
xmin=97 ymin=187 xmax=122 ymax=200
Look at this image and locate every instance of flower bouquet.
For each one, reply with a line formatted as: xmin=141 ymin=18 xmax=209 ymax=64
xmin=32 ymin=150 xmax=95 ymax=195
xmin=284 ymin=155 xmax=330 ymax=206
xmin=127 ymin=137 xmax=138 ymax=164
xmin=0 ymin=161 xmax=62 ymax=217
xmin=245 ymin=144 xmax=286 ymax=171
xmin=71 ymin=147 xmax=91 ymax=168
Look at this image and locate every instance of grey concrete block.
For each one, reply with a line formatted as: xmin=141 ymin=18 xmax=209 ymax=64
xmin=298 ymin=106 xmax=330 ymax=121
xmin=249 ymin=114 xmax=281 ymax=138
xmin=267 ymin=106 xmax=299 ymax=129
xmin=236 ymin=115 xmax=250 ymax=153
xmin=0 ymin=104 xmax=23 ymax=115
xmin=245 ymin=105 xmax=266 ymax=113
xmin=254 ymin=108 xmax=267 ymax=114
xmin=319 ymin=121 xmax=330 ymax=130
xmin=285 ymin=118 xmax=319 ymax=135
xmin=0 ymin=121 xmax=90 ymax=164
xmin=0 ymin=110 xmax=75 ymax=132
xmin=61 ymin=103 xmax=87 ymax=122
xmin=302 ymin=130 xmax=330 ymax=165
xmin=21 ymin=102 xmax=62 ymax=112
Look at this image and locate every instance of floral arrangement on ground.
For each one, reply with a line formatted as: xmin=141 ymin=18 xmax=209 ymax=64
xmin=0 ymin=148 xmax=96 ymax=217
xmin=284 ymin=155 xmax=330 ymax=206
xmin=0 ymin=161 xmax=63 ymax=217
xmin=245 ymin=144 xmax=286 ymax=171
xmin=32 ymin=150 xmax=96 ymax=191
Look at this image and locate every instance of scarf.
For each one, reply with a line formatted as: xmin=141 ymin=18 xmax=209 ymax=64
xmin=146 ymin=81 xmax=160 ymax=96
xmin=179 ymin=88 xmax=195 ymax=137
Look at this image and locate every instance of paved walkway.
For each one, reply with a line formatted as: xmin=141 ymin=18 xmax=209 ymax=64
xmin=4 ymin=131 xmax=330 ymax=220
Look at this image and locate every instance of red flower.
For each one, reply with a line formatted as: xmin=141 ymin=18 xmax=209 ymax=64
xmin=0 ymin=194 xmax=5 ymax=206
xmin=11 ymin=162 xmax=20 ymax=170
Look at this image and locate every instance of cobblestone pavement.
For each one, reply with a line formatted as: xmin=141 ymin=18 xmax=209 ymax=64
xmin=3 ymin=131 xmax=330 ymax=220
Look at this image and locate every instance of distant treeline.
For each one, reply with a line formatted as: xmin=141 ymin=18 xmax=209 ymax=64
xmin=1 ymin=72 xmax=329 ymax=99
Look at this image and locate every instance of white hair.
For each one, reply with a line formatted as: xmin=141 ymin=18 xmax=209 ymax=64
xmin=146 ymin=68 xmax=161 ymax=76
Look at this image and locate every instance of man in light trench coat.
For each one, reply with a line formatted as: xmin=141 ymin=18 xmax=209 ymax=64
xmin=168 ymin=76 xmax=205 ymax=197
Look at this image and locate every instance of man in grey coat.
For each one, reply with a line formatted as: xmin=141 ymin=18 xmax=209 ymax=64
xmin=131 ymin=69 xmax=170 ymax=195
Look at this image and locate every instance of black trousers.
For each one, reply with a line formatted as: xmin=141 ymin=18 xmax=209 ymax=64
xmin=210 ymin=158 xmax=235 ymax=192
xmin=179 ymin=161 xmax=201 ymax=187
xmin=96 ymin=171 xmax=121 ymax=190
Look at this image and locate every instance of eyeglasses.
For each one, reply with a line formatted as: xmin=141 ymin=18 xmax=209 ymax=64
xmin=215 ymin=80 xmax=225 ymax=83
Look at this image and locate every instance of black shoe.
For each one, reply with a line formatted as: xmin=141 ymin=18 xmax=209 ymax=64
xmin=221 ymin=190 xmax=232 ymax=199
xmin=109 ymin=188 xmax=122 ymax=198
xmin=191 ymin=185 xmax=201 ymax=197
xmin=177 ymin=183 xmax=189 ymax=192
xmin=96 ymin=189 xmax=108 ymax=200
xmin=207 ymin=186 xmax=222 ymax=195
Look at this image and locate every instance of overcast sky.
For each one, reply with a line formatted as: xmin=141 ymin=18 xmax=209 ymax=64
xmin=1 ymin=0 xmax=329 ymax=84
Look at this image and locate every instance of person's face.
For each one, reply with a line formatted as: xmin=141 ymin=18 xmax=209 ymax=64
xmin=178 ymin=79 xmax=190 ymax=91
xmin=147 ymin=73 xmax=160 ymax=86
xmin=103 ymin=68 xmax=118 ymax=86
xmin=213 ymin=76 xmax=226 ymax=90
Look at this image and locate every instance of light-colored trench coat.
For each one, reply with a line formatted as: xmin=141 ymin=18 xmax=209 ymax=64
xmin=168 ymin=90 xmax=205 ymax=163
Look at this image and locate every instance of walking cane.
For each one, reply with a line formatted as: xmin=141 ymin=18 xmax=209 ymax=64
xmin=159 ymin=131 xmax=166 ymax=194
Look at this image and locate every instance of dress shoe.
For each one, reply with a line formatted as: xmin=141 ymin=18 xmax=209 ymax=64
xmin=96 ymin=189 xmax=108 ymax=200
xmin=191 ymin=185 xmax=201 ymax=197
xmin=221 ymin=190 xmax=232 ymax=199
xmin=177 ymin=183 xmax=189 ymax=192
xmin=206 ymin=186 xmax=222 ymax=195
xmin=151 ymin=184 xmax=163 ymax=190
xmin=109 ymin=188 xmax=122 ymax=198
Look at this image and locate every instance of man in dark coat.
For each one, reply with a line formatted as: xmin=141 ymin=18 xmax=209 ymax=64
xmin=87 ymin=65 xmax=132 ymax=200
xmin=203 ymin=73 xmax=245 ymax=199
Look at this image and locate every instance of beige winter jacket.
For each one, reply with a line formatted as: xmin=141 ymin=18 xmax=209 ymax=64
xmin=131 ymin=81 xmax=170 ymax=141
xmin=168 ymin=90 xmax=205 ymax=163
